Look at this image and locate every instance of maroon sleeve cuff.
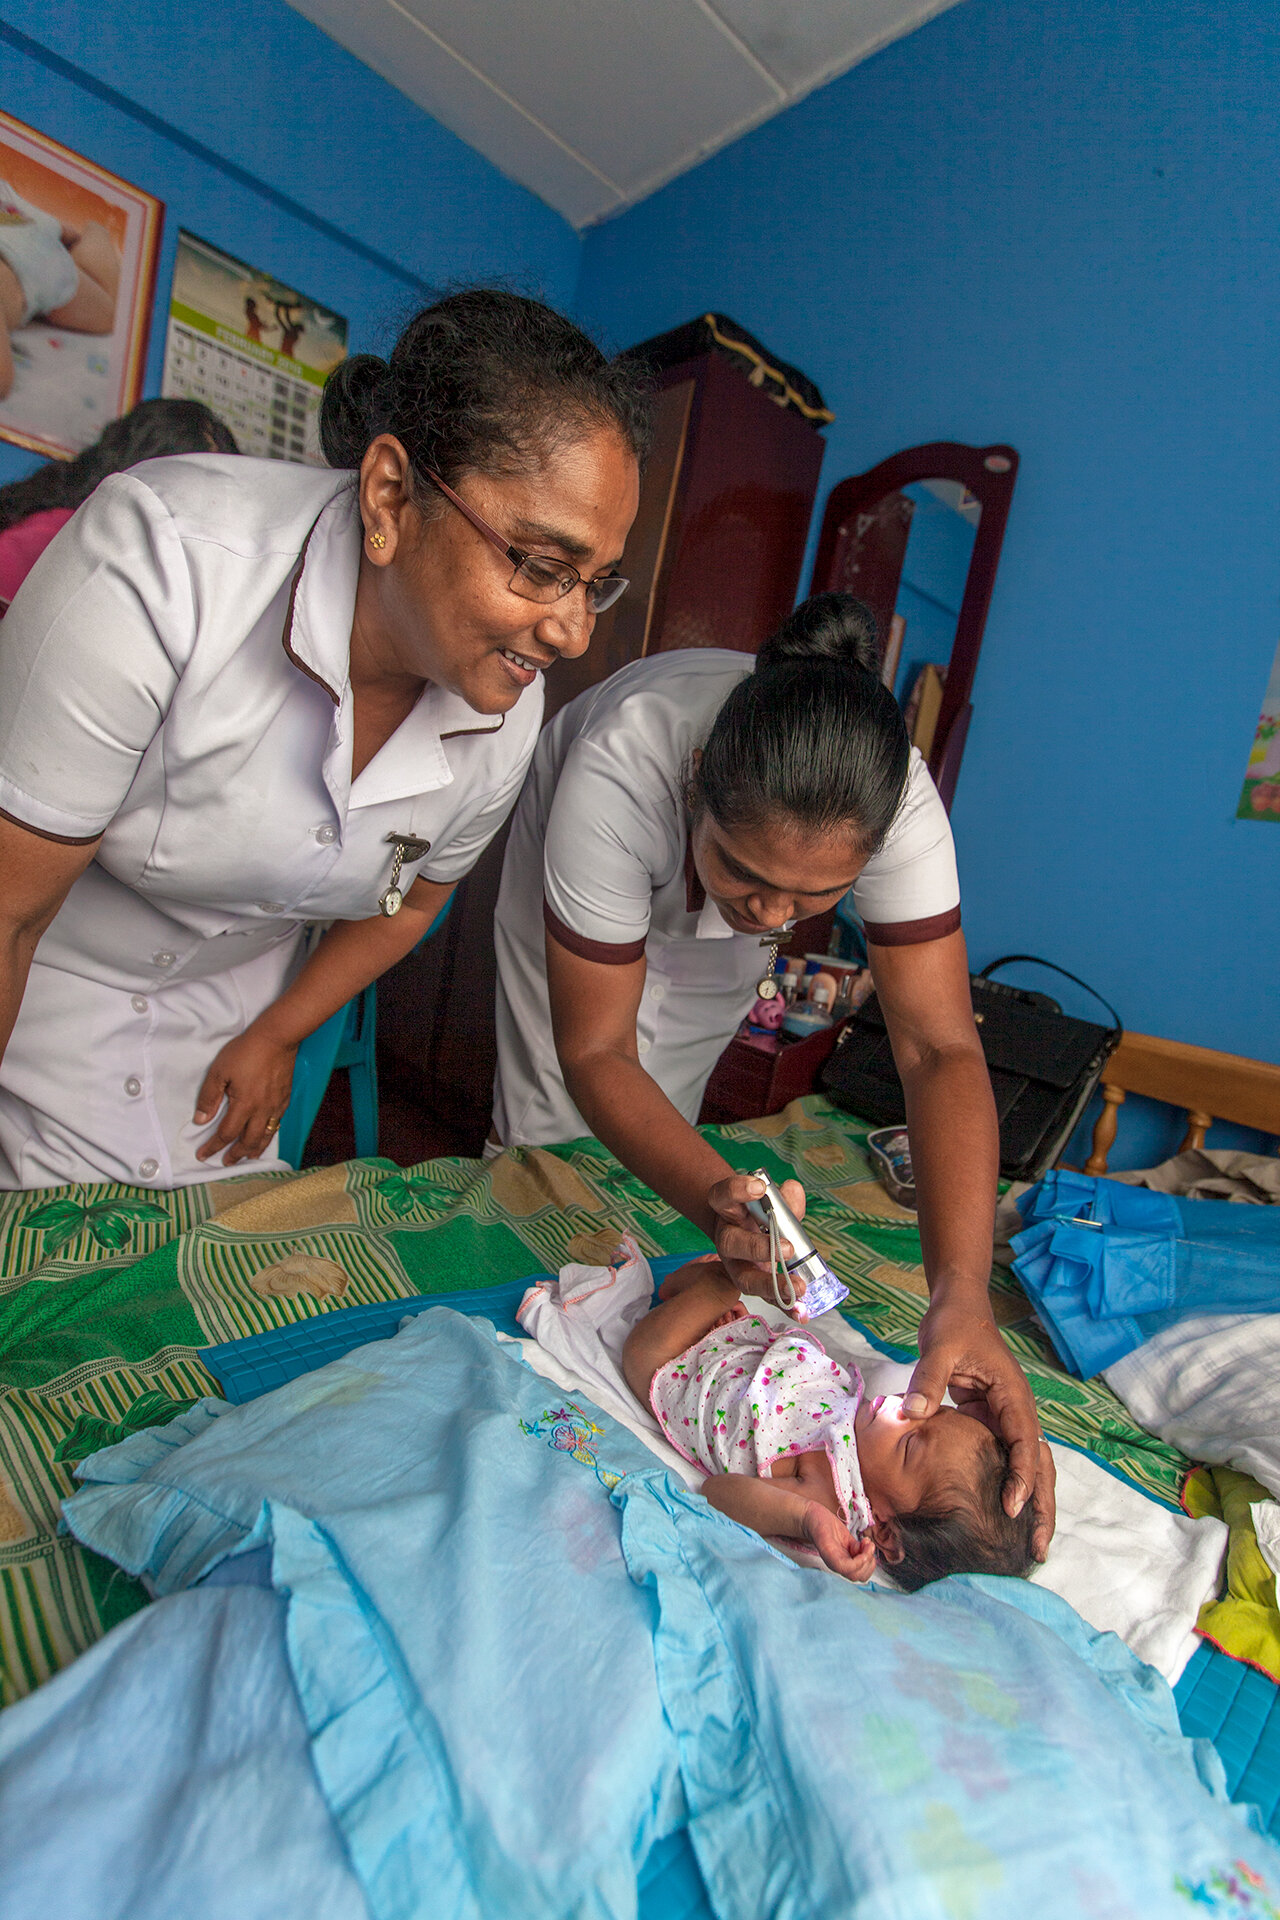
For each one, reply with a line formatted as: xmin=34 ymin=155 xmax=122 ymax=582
xmin=0 ymin=802 xmax=101 ymax=848
xmin=862 ymin=906 xmax=962 ymax=948
xmin=543 ymin=897 xmax=648 ymax=966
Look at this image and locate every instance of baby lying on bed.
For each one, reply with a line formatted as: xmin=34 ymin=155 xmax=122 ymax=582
xmin=621 ymin=1258 xmax=1037 ymax=1590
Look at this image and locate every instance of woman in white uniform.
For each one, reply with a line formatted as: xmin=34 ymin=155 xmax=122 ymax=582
xmin=0 ymin=290 xmax=643 ymax=1189
xmin=494 ymin=594 xmax=1054 ymax=1552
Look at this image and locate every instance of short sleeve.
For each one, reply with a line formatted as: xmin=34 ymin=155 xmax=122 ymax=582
xmin=541 ymin=733 xmax=677 ymax=965
xmin=851 ymin=749 xmax=961 ymax=945
xmin=0 ymin=475 xmax=192 ymax=841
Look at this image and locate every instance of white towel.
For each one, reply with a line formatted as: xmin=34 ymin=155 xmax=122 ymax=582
xmin=1106 ymin=1311 xmax=1280 ymax=1503
xmin=1253 ymin=1499 xmax=1280 ymax=1585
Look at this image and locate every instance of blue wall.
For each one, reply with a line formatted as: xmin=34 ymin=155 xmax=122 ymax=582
xmin=577 ymin=0 xmax=1280 ymax=1115
xmin=0 ymin=0 xmax=579 ymax=487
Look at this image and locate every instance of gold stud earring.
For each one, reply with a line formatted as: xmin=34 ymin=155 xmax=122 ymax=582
xmin=368 ymin=529 xmax=387 ymax=550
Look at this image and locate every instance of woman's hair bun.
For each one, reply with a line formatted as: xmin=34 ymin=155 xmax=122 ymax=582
xmin=319 ymin=354 xmax=390 ymax=469
xmin=755 ymin=592 xmax=880 ymax=678
xmin=694 ymin=586 xmax=908 ymax=856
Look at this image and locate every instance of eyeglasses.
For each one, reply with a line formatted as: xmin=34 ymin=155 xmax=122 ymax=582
xmin=424 ymin=468 xmax=629 ymax=614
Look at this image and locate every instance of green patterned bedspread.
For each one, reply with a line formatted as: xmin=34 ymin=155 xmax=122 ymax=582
xmin=0 ymin=1095 xmax=1189 ymax=1704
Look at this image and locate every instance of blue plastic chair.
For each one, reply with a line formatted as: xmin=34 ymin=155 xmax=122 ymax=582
xmin=277 ymin=897 xmax=453 ymax=1169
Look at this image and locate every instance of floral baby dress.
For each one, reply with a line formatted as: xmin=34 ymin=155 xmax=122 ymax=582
xmin=650 ymin=1314 xmax=870 ymax=1531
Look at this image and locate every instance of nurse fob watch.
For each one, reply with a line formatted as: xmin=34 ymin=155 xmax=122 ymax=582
xmin=379 ymin=832 xmax=432 ymax=917
xmin=755 ymin=936 xmax=781 ymax=999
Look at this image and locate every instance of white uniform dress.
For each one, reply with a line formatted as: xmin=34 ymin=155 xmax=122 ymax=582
xmin=0 ymin=455 xmax=542 ymax=1190
xmin=492 ymin=649 xmax=961 ymax=1149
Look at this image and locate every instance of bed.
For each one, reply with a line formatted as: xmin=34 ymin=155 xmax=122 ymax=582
xmin=1 ymin=1091 xmax=1278 ymax=1916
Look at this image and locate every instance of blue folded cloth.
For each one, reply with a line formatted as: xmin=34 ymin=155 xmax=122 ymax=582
xmin=1012 ymin=1171 xmax=1280 ymax=1375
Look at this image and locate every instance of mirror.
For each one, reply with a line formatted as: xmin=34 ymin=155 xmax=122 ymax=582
xmin=810 ymin=443 xmax=1018 ymax=808
xmin=891 ymin=479 xmax=980 ymax=759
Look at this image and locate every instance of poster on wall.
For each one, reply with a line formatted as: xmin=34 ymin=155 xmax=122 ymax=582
xmin=1236 ymin=638 xmax=1280 ymax=822
xmin=0 ymin=111 xmax=162 ymax=461
xmin=161 ymin=231 xmax=347 ymax=464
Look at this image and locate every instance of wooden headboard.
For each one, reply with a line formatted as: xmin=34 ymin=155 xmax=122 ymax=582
xmin=1084 ymin=1031 xmax=1280 ymax=1175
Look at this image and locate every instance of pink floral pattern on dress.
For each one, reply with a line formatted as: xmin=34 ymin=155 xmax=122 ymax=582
xmin=650 ymin=1315 xmax=869 ymax=1530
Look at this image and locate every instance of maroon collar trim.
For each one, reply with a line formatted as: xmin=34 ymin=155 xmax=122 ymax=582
xmin=440 ymin=718 xmax=505 ymax=741
xmin=280 ymin=516 xmax=340 ymax=706
xmin=684 ymin=835 xmax=706 ymax=916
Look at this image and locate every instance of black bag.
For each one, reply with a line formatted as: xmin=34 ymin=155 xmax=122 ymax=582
xmin=819 ymin=955 xmax=1122 ymax=1181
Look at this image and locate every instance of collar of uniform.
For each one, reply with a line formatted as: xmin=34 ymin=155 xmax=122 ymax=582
xmin=696 ymin=895 xmax=734 ymax=940
xmin=682 ymin=836 xmax=734 ymax=940
xmin=349 ymin=682 xmax=505 ymax=810
xmin=282 ymin=490 xmax=506 ymax=807
xmin=281 ymin=489 xmax=360 ymax=705
xmin=684 ymin=835 xmax=705 ymax=914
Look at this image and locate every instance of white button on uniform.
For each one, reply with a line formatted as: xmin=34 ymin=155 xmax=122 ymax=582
xmin=130 ymin=995 xmax=148 ymax=1013
xmin=124 ymin=1077 xmax=142 ymax=1097
xmin=314 ymin=825 xmax=336 ymax=845
xmin=138 ymin=1158 xmax=159 ymax=1180
xmin=258 ymin=901 xmax=286 ymax=915
xmin=153 ymin=951 xmax=176 ymax=967
xmin=648 ymin=983 xmax=666 ymax=1001
xmin=637 ymin=1038 xmax=651 ymax=1054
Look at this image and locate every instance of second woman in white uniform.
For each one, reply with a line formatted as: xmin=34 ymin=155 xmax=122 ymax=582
xmin=0 ymin=290 xmax=644 ymax=1188
xmin=494 ymin=594 xmax=1054 ymax=1553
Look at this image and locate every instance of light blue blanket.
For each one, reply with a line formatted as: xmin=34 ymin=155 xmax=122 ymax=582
xmin=0 ymin=1585 xmax=368 ymax=1920
xmin=9 ymin=1307 xmax=1277 ymax=1920
xmin=619 ymin=1474 xmax=1280 ymax=1918
xmin=61 ymin=1308 xmax=683 ymax=1920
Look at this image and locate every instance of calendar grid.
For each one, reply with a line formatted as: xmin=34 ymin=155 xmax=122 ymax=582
xmin=160 ymin=232 xmax=347 ymax=467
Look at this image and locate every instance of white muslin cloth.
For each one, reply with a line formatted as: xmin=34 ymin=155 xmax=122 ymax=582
xmin=1106 ymin=1312 xmax=1280 ymax=1504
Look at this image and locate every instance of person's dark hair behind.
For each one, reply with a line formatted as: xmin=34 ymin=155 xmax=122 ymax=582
xmin=891 ymin=1436 xmax=1039 ymax=1593
xmin=0 ymin=398 xmax=239 ymax=532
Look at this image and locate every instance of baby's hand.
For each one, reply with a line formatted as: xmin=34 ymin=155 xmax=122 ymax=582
xmin=801 ymin=1502 xmax=877 ymax=1583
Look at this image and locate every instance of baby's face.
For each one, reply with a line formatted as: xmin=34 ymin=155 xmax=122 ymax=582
xmin=853 ymin=1393 xmax=995 ymax=1518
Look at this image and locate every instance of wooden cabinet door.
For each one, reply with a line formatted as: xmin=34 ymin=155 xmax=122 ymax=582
xmin=650 ymin=352 xmax=825 ymax=658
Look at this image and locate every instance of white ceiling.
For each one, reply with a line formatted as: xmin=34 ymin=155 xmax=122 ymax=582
xmin=284 ymin=0 xmax=966 ymax=229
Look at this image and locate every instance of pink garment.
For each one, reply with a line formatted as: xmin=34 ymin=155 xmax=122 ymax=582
xmin=0 ymin=507 xmax=74 ymax=609
xmin=650 ymin=1315 xmax=870 ymax=1531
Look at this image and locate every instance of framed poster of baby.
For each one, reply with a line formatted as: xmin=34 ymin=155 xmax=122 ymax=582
xmin=0 ymin=111 xmax=162 ymax=461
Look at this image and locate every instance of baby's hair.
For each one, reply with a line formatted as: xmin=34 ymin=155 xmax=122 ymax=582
xmin=887 ymin=1435 xmax=1038 ymax=1593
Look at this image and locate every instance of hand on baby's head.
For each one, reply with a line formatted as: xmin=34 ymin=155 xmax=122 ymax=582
xmin=854 ymin=1394 xmax=1038 ymax=1592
